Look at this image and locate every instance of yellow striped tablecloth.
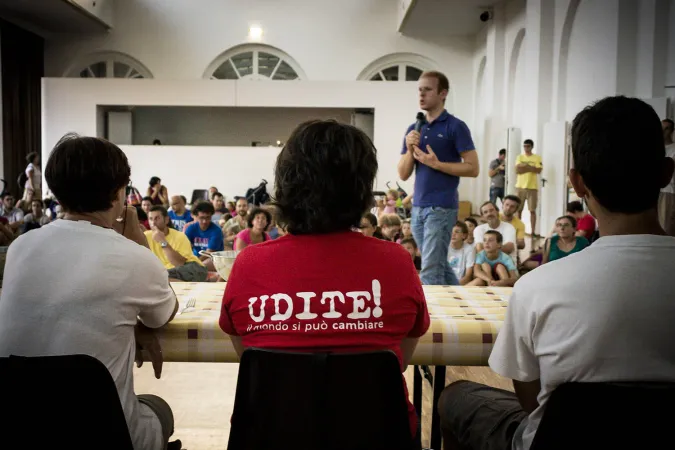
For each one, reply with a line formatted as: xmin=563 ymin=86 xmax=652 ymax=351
xmin=161 ymin=283 xmax=511 ymax=366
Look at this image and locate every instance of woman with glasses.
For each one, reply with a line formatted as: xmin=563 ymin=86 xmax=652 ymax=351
xmin=542 ymin=215 xmax=589 ymax=264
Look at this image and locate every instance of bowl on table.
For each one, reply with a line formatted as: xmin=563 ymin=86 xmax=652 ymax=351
xmin=200 ymin=250 xmax=240 ymax=281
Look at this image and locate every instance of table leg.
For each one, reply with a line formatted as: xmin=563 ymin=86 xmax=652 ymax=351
xmin=413 ymin=365 xmax=422 ymax=448
xmin=430 ymin=365 xmax=447 ymax=450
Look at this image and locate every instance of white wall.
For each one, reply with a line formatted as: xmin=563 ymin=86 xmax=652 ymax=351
xmin=71 ymin=0 xmax=114 ymax=27
xmin=121 ymin=145 xmax=279 ymax=201
xmin=42 ymin=78 xmax=470 ymax=203
xmin=129 ymin=107 xmax=354 ymax=146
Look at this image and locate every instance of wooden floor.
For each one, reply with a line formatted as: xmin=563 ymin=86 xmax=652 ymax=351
xmin=134 ymin=363 xmax=512 ymax=449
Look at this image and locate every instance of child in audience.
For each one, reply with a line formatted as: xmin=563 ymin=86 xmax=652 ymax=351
xmin=401 ymin=237 xmax=422 ymax=272
xmin=383 ymin=189 xmax=399 ymax=215
xmin=448 ymin=221 xmax=476 ymax=285
xmin=469 ymin=230 xmax=518 ymax=287
xmin=379 ymin=213 xmax=402 ymax=242
xmin=464 ymin=217 xmax=478 ymax=246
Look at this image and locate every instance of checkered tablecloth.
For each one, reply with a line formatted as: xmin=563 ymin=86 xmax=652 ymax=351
xmin=160 ymin=283 xmax=511 ymax=366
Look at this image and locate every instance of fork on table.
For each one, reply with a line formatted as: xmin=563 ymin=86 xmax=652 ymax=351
xmin=177 ymin=297 xmax=196 ymax=315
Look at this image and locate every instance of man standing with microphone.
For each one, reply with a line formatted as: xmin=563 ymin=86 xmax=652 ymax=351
xmin=398 ymin=71 xmax=479 ymax=285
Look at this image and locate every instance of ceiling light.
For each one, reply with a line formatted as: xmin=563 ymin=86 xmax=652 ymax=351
xmin=249 ymin=25 xmax=263 ymax=41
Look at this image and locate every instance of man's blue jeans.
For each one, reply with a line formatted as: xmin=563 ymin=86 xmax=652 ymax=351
xmin=411 ymin=206 xmax=460 ymax=285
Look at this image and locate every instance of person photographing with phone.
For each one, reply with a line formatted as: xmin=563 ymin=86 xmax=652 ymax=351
xmin=489 ymin=149 xmax=507 ymax=205
xmin=398 ymin=71 xmax=480 ymax=285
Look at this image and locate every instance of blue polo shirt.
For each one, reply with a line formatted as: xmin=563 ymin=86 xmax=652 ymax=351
xmin=400 ymin=110 xmax=475 ymax=209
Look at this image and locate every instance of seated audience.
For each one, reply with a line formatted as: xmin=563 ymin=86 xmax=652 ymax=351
xmin=219 ymin=120 xmax=429 ymax=441
xmin=566 ymin=200 xmax=596 ymax=239
xmin=208 ymin=186 xmax=218 ymax=200
xmin=211 ymin=192 xmax=228 ymax=224
xmin=0 ymin=193 xmax=24 ymax=234
xmin=399 ymin=219 xmax=413 ymax=243
xmin=147 ymin=176 xmax=169 ymax=206
xmin=146 ymin=206 xmax=208 ymax=282
xmin=226 ymin=201 xmax=236 ymax=217
xmin=464 ymin=217 xmax=478 ymax=246
xmin=542 ymin=215 xmax=589 ymax=264
xmin=660 ymin=118 xmax=675 ymax=235
xmin=358 ymin=212 xmax=385 ymax=239
xmin=223 ymin=222 xmax=242 ymax=250
xmin=22 ymin=199 xmax=50 ymax=233
xmin=469 ymin=230 xmax=518 ymax=287
xmin=235 ymin=207 xmax=272 ymax=251
xmin=0 ymin=135 xmax=181 ymax=450
xmin=140 ymin=196 xmax=153 ymax=229
xmin=437 ymin=96 xmax=675 ymax=450
xmin=473 ymin=201 xmax=517 ymax=263
xmin=168 ymin=195 xmax=192 ymax=230
xmin=223 ymin=198 xmax=248 ymax=245
xmin=0 ymin=218 xmax=14 ymax=245
xmin=501 ymin=195 xmax=526 ymax=250
xmin=448 ymin=221 xmax=476 ymax=285
xmin=185 ymin=201 xmax=224 ymax=259
xmin=401 ymin=237 xmax=422 ymax=271
xmin=379 ymin=213 xmax=402 ymax=242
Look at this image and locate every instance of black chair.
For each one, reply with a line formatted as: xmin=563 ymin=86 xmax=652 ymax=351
xmin=0 ymin=354 xmax=134 ymax=449
xmin=190 ymin=189 xmax=209 ymax=205
xmin=227 ymin=348 xmax=415 ymax=450
xmin=530 ymin=381 xmax=675 ymax=450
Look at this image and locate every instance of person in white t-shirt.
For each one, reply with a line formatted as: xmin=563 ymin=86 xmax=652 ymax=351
xmin=437 ymin=96 xmax=675 ymax=450
xmin=0 ymin=135 xmax=182 ymax=450
xmin=473 ymin=201 xmax=517 ymax=263
xmin=447 ymin=221 xmax=475 ymax=285
xmin=658 ymin=118 xmax=674 ymax=235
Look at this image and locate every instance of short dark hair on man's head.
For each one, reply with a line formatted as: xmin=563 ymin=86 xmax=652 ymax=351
xmin=273 ymin=120 xmax=378 ymax=235
xmin=480 ymin=201 xmax=499 ymax=214
xmin=149 ymin=205 xmax=168 ymax=218
xmin=421 ymin=71 xmax=450 ymax=94
xmin=192 ymin=201 xmax=215 ymax=216
xmin=212 ymin=192 xmax=224 ymax=199
xmin=400 ymin=237 xmax=417 ymax=249
xmin=566 ymin=200 xmax=583 ymax=213
xmin=45 ymin=134 xmax=130 ymax=213
xmin=498 ymin=148 xmax=506 ymax=156
xmin=485 ymin=230 xmax=503 ymax=244
xmin=180 ymin=195 xmax=187 ymax=204
xmin=453 ymin=221 xmax=468 ymax=235
xmin=362 ymin=212 xmax=378 ymax=227
xmin=26 ymin=152 xmax=38 ymax=164
xmin=504 ymin=194 xmax=521 ymax=205
xmin=557 ymin=215 xmax=577 ymax=228
xmin=465 ymin=217 xmax=478 ymax=227
xmin=524 ymin=139 xmax=534 ymax=147
xmin=142 ymin=196 xmax=153 ymax=202
xmin=247 ymin=207 xmax=272 ymax=229
xmin=571 ymin=96 xmax=664 ymax=213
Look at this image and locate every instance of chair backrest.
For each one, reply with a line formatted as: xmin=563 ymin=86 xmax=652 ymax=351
xmin=190 ymin=189 xmax=209 ymax=205
xmin=0 ymin=354 xmax=134 ymax=450
xmin=530 ymin=381 xmax=675 ymax=450
xmin=228 ymin=348 xmax=414 ymax=450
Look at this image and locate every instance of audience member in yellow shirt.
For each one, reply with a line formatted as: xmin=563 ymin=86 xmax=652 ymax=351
xmin=145 ymin=206 xmax=208 ymax=282
xmin=500 ymin=195 xmax=526 ymax=250
xmin=515 ymin=139 xmax=542 ymax=237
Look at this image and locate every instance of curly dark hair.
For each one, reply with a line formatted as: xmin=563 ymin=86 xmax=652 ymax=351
xmin=192 ymin=201 xmax=215 ymax=216
xmin=247 ymin=207 xmax=272 ymax=229
xmin=45 ymin=134 xmax=130 ymax=213
xmin=273 ymin=120 xmax=378 ymax=234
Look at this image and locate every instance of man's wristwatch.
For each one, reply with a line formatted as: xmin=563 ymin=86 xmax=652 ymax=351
xmin=160 ymin=241 xmax=169 ymax=248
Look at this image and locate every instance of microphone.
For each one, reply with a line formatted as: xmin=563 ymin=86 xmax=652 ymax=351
xmin=414 ymin=112 xmax=425 ymax=132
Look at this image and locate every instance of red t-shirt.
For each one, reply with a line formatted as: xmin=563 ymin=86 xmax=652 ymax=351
xmin=219 ymin=231 xmax=429 ymax=436
xmin=577 ymin=214 xmax=596 ymax=237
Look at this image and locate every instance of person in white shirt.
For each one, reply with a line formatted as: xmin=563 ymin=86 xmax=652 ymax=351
xmin=0 ymin=135 xmax=182 ymax=450
xmin=658 ymin=118 xmax=674 ymax=235
xmin=24 ymin=152 xmax=42 ymax=201
xmin=447 ymin=221 xmax=475 ymax=285
xmin=473 ymin=201 xmax=517 ymax=263
xmin=436 ymin=96 xmax=675 ymax=450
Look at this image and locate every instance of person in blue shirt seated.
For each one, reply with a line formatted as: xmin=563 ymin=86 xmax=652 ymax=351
xmin=184 ymin=201 xmax=224 ymax=266
xmin=168 ymin=195 xmax=192 ymax=230
xmin=469 ymin=230 xmax=519 ymax=287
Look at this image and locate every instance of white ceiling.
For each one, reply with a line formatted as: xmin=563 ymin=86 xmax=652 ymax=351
xmin=400 ymin=0 xmax=503 ymax=37
xmin=0 ymin=0 xmax=109 ymax=35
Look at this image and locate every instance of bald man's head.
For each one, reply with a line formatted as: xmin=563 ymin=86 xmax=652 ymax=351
xmin=170 ymin=195 xmax=186 ymax=214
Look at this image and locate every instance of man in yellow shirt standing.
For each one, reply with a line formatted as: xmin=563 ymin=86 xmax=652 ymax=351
xmin=515 ymin=139 xmax=543 ymax=238
xmin=145 ymin=206 xmax=208 ymax=282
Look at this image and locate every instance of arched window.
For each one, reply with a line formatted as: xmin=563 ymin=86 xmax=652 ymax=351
xmin=65 ymin=51 xmax=153 ymax=79
xmin=203 ymin=44 xmax=306 ymax=80
xmin=357 ymin=53 xmax=437 ymax=81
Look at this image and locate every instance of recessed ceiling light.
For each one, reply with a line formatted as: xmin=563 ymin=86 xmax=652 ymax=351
xmin=249 ymin=25 xmax=263 ymax=41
